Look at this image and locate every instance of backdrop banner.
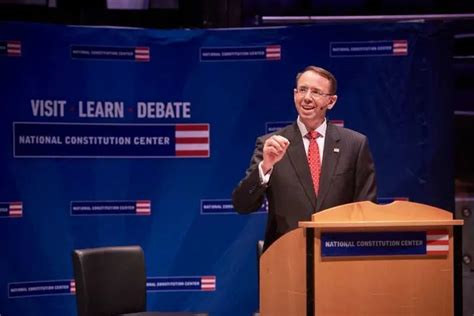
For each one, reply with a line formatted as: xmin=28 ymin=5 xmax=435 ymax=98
xmin=0 ymin=21 xmax=453 ymax=315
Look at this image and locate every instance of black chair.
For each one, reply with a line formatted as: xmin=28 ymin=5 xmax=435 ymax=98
xmin=72 ymin=245 xmax=207 ymax=316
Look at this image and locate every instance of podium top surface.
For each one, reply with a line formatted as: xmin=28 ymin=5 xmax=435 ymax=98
xmin=299 ymin=201 xmax=464 ymax=228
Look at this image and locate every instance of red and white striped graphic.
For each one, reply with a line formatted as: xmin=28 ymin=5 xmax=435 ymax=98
xmin=175 ymin=124 xmax=210 ymax=157
xmin=266 ymin=45 xmax=281 ymax=60
xmin=7 ymin=41 xmax=21 ymax=56
xmin=135 ymin=47 xmax=150 ymax=62
xmin=201 ymin=276 xmax=216 ymax=291
xmin=136 ymin=200 xmax=151 ymax=215
xmin=9 ymin=202 xmax=23 ymax=217
xmin=70 ymin=280 xmax=76 ymax=294
xmin=329 ymin=120 xmax=344 ymax=127
xmin=393 ymin=40 xmax=408 ymax=56
xmin=426 ymin=230 xmax=449 ymax=255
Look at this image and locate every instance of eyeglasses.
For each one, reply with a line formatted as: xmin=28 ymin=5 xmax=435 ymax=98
xmin=296 ymin=86 xmax=333 ymax=98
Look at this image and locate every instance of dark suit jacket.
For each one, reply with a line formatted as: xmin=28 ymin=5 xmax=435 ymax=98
xmin=232 ymin=121 xmax=377 ymax=251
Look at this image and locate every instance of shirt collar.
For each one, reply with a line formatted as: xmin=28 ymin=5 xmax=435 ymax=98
xmin=297 ymin=116 xmax=327 ymax=138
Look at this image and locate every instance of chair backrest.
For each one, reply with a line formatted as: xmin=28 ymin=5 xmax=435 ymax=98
xmin=72 ymin=245 xmax=146 ymax=316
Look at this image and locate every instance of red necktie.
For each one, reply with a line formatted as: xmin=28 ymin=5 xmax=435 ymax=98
xmin=306 ymin=131 xmax=321 ymax=195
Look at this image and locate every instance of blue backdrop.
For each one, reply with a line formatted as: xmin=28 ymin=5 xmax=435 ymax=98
xmin=0 ymin=21 xmax=454 ymax=315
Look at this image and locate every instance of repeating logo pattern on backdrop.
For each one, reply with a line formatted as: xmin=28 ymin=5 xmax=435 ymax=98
xmin=200 ymin=45 xmax=281 ymax=61
xmin=0 ymin=40 xmax=21 ymax=57
xmin=71 ymin=45 xmax=150 ymax=62
xmin=0 ymin=202 xmax=23 ymax=218
xmin=330 ymin=40 xmax=408 ymax=57
xmin=8 ymin=276 xmax=215 ymax=298
xmin=71 ymin=200 xmax=151 ymax=216
xmin=9 ymin=280 xmax=76 ymax=298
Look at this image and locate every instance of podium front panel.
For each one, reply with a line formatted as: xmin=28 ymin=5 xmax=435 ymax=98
xmin=260 ymin=228 xmax=306 ymax=316
xmin=314 ymin=226 xmax=454 ymax=316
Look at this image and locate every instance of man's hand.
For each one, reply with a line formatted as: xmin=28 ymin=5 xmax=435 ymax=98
xmin=262 ymin=135 xmax=290 ymax=173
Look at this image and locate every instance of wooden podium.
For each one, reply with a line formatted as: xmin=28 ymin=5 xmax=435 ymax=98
xmin=259 ymin=201 xmax=463 ymax=316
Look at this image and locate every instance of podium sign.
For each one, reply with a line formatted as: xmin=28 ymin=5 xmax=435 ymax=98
xmin=321 ymin=230 xmax=449 ymax=257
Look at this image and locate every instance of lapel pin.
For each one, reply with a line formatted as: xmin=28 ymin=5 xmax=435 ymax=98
xmin=334 ymin=148 xmax=340 ymax=153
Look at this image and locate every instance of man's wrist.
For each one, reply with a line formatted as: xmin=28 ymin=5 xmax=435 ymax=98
xmin=261 ymin=161 xmax=273 ymax=175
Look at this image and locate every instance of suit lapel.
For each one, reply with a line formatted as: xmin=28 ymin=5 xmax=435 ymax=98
xmin=316 ymin=123 xmax=341 ymax=211
xmin=284 ymin=123 xmax=317 ymax=210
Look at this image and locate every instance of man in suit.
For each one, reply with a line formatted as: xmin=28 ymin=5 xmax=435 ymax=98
xmin=232 ymin=65 xmax=377 ymax=251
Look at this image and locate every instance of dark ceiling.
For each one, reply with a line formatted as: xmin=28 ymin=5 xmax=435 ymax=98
xmin=0 ymin=0 xmax=473 ymax=28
